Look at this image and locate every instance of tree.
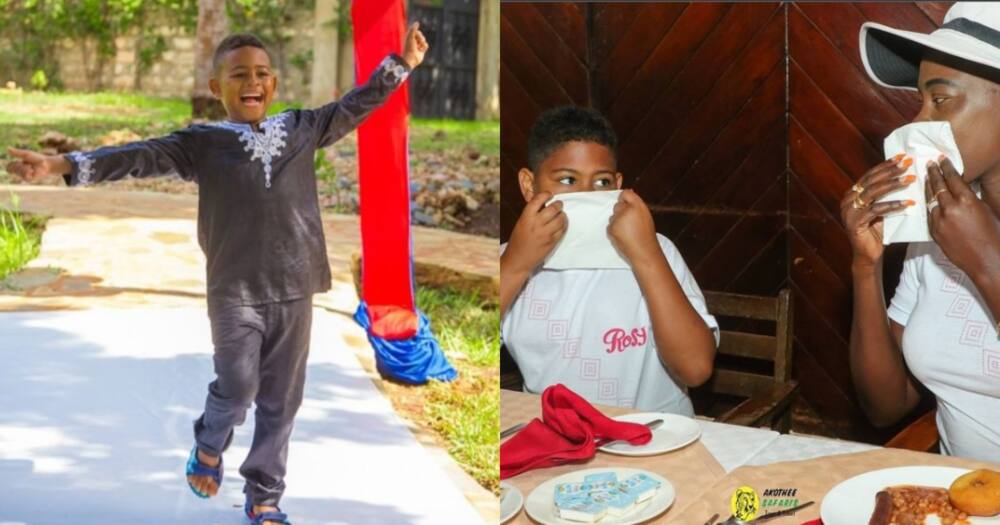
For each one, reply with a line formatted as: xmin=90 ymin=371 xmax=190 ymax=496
xmin=192 ymin=0 xmax=228 ymax=119
xmin=309 ymin=0 xmax=339 ymax=107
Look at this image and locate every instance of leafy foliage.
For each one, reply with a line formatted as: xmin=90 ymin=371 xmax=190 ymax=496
xmin=0 ymin=193 xmax=43 ymax=281
xmin=225 ymin=0 xmax=314 ymax=81
xmin=0 ymin=0 xmax=198 ymax=90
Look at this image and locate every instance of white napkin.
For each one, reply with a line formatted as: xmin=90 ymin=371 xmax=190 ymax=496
xmin=542 ymin=190 xmax=631 ymax=270
xmin=879 ymin=121 xmax=964 ymax=245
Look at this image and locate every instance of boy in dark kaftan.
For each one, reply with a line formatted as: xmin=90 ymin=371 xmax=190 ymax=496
xmin=6 ymin=26 xmax=429 ymax=525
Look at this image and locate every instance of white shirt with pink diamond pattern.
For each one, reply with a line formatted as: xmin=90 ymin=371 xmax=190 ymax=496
xmin=501 ymin=234 xmax=719 ymax=414
xmin=888 ymin=241 xmax=1000 ymax=462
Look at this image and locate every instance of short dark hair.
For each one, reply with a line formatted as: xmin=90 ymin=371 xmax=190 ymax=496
xmin=526 ymin=106 xmax=618 ymax=172
xmin=212 ymin=33 xmax=271 ymax=74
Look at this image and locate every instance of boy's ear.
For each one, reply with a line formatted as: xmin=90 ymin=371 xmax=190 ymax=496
xmin=614 ymin=173 xmax=624 ymax=190
xmin=518 ymin=168 xmax=536 ymax=202
xmin=209 ymin=77 xmax=221 ymax=98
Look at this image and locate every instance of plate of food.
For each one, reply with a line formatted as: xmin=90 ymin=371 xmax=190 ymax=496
xmin=501 ymin=481 xmax=524 ymax=524
xmin=821 ymin=466 xmax=1000 ymax=525
xmin=524 ymin=467 xmax=675 ymax=525
xmin=599 ymin=412 xmax=701 ymax=457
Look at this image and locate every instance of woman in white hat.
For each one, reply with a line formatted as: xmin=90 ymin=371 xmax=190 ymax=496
xmin=843 ymin=2 xmax=1000 ymax=462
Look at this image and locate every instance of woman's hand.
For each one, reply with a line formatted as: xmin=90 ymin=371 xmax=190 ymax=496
xmin=840 ymin=155 xmax=916 ymax=270
xmin=926 ymin=156 xmax=1000 ymax=284
xmin=607 ymin=189 xmax=660 ymax=265
xmin=504 ymin=191 xmax=567 ymax=275
xmin=402 ymin=22 xmax=429 ymax=69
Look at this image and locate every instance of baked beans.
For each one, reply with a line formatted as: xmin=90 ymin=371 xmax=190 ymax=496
xmin=885 ymin=485 xmax=969 ymax=525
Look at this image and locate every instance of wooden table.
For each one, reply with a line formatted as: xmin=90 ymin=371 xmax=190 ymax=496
xmin=501 ymin=390 xmax=727 ymax=524
xmin=501 ymin=390 xmax=999 ymax=524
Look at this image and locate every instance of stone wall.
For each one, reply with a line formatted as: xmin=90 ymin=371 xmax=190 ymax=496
xmin=55 ymin=11 xmax=318 ymax=102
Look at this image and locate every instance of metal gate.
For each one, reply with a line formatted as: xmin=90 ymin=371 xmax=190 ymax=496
xmin=409 ymin=0 xmax=479 ymax=120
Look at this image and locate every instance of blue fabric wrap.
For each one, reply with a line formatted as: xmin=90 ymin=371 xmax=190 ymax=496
xmin=353 ymin=300 xmax=458 ymax=384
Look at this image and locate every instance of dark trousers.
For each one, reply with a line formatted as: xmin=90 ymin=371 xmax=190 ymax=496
xmin=193 ymin=297 xmax=312 ymax=506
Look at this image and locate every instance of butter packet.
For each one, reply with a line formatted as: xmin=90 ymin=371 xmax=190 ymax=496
xmin=583 ymin=472 xmax=619 ymax=485
xmin=554 ymin=482 xmax=593 ymax=505
xmin=595 ymin=490 xmax=638 ymax=517
xmin=557 ymin=500 xmax=608 ymax=523
xmin=619 ymin=473 xmax=660 ymax=503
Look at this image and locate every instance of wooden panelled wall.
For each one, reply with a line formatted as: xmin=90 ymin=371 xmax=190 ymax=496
xmin=500 ymin=2 xmax=952 ymax=442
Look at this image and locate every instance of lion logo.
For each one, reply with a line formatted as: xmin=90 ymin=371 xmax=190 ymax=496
xmin=730 ymin=485 xmax=760 ymax=522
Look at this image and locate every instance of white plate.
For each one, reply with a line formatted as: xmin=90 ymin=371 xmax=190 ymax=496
xmin=501 ymin=481 xmax=524 ymax=524
xmin=525 ymin=467 xmax=675 ymax=525
xmin=598 ymin=412 xmax=701 ymax=456
xmin=821 ymin=466 xmax=1000 ymax=525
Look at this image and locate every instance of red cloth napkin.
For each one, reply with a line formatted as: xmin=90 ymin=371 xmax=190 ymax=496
xmin=500 ymin=384 xmax=653 ymax=479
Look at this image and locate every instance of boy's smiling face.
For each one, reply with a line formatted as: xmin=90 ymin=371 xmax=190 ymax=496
xmin=518 ymin=141 xmax=623 ymax=201
xmin=210 ymin=46 xmax=277 ymax=124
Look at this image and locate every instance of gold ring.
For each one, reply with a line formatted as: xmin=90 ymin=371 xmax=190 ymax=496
xmin=851 ymin=183 xmax=864 ymax=193
xmin=933 ymin=188 xmax=948 ymax=199
xmin=928 ymin=199 xmax=940 ymax=212
xmin=852 ymin=193 xmax=868 ymax=209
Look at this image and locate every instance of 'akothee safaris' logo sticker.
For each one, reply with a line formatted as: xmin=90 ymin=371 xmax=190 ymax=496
xmin=730 ymin=486 xmax=803 ymax=521
xmin=730 ymin=485 xmax=759 ymax=521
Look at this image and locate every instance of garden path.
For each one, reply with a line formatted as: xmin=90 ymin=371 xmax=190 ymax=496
xmin=0 ymin=184 xmax=498 ymax=524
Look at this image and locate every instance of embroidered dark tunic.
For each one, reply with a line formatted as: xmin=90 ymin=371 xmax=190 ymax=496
xmin=65 ymin=55 xmax=411 ymax=306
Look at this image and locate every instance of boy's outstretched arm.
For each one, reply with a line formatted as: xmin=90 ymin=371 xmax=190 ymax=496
xmin=309 ymin=22 xmax=428 ymax=149
xmin=7 ymin=130 xmax=196 ymax=187
xmin=609 ymin=190 xmax=717 ymax=387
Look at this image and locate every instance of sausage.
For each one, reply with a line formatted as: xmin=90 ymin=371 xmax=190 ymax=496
xmin=869 ymin=490 xmax=893 ymax=525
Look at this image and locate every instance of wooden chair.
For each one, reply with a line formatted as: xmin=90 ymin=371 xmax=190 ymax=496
xmin=885 ymin=408 xmax=939 ymax=452
xmin=500 ymin=289 xmax=799 ymax=432
xmin=500 ymin=343 xmax=523 ymax=392
xmin=691 ymin=289 xmax=798 ymax=432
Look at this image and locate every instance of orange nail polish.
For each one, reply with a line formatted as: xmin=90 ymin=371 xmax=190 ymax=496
xmin=892 ymin=153 xmax=905 ymax=162
xmin=904 ymin=199 xmax=916 ymax=206
xmin=901 ymin=158 xmax=914 ymax=169
xmin=903 ymin=175 xmax=917 ymax=183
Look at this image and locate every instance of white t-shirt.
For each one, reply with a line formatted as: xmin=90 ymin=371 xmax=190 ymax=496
xmin=887 ymin=241 xmax=1000 ymax=462
xmin=501 ymin=234 xmax=719 ymax=414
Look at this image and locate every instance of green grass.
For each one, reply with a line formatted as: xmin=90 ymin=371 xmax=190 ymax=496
xmin=410 ymin=117 xmax=500 ymax=156
xmin=418 ymin=286 xmax=499 ymax=367
xmin=0 ymin=90 xmax=303 ymax=156
xmin=425 ymin=376 xmax=499 ymax=493
xmin=0 ymin=193 xmax=44 ymax=280
xmin=416 ymin=286 xmax=500 ymax=493
xmin=0 ymin=90 xmax=499 ymax=178
xmin=0 ymin=89 xmax=300 ymax=127
xmin=0 ymin=89 xmax=193 ymax=184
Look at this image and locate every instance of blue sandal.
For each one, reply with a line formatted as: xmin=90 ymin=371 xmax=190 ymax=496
xmin=244 ymin=500 xmax=292 ymax=525
xmin=185 ymin=445 xmax=223 ymax=499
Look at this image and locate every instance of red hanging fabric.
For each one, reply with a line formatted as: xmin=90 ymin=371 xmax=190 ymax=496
xmin=353 ymin=0 xmax=418 ymax=340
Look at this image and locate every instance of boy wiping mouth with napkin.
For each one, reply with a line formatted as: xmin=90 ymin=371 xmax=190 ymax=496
xmin=500 ymin=106 xmax=719 ymax=414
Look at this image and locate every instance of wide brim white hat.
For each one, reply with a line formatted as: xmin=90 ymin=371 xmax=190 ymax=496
xmin=860 ymin=2 xmax=1000 ymax=91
